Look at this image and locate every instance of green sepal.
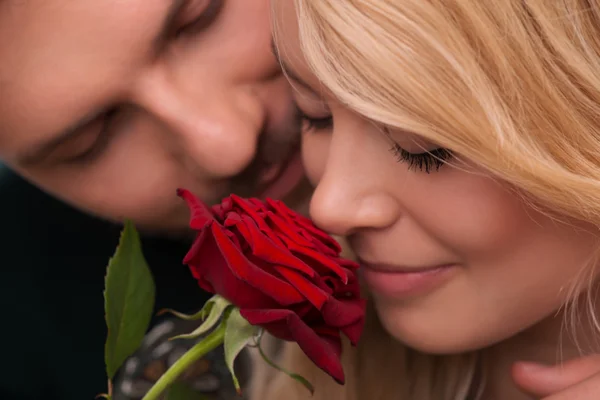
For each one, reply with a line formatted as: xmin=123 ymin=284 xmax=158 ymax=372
xmin=255 ymin=332 xmax=315 ymax=395
xmin=223 ymin=308 xmax=260 ymax=395
xmin=157 ymin=299 xmax=214 ymax=321
xmin=169 ymin=295 xmax=232 ymax=341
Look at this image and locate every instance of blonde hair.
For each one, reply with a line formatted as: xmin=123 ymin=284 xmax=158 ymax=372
xmin=255 ymin=0 xmax=600 ymax=399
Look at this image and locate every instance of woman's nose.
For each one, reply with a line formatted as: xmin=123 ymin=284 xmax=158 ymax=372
xmin=308 ymin=119 xmax=401 ymax=236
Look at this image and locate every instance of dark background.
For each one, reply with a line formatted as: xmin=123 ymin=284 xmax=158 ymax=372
xmin=0 ymin=166 xmax=210 ymax=400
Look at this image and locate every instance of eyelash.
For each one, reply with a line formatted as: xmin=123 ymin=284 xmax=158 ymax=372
xmin=389 ymin=144 xmax=452 ymax=173
xmin=296 ymin=110 xmax=333 ymax=132
xmin=296 ymin=108 xmax=452 ymax=173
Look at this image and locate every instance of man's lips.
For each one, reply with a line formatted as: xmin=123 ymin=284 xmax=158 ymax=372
xmin=258 ymin=151 xmax=305 ymax=200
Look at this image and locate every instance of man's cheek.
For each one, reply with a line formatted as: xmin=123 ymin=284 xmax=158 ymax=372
xmin=301 ymin=133 xmax=330 ymax=186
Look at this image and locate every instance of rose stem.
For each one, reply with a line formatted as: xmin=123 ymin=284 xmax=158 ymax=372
xmin=141 ymin=322 xmax=226 ymax=400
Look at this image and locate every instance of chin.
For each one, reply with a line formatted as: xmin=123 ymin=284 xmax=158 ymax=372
xmin=375 ymin=306 xmax=499 ymax=355
xmin=131 ymin=213 xmax=196 ymax=239
xmin=100 ymin=208 xmax=194 ymax=240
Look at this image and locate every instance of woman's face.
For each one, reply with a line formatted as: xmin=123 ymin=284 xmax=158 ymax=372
xmin=274 ymin=2 xmax=600 ymax=353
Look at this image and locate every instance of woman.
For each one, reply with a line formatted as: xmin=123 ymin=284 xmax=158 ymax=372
xmin=254 ymin=1 xmax=600 ymax=399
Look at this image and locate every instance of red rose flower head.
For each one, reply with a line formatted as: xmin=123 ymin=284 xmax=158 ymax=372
xmin=177 ymin=189 xmax=366 ymax=384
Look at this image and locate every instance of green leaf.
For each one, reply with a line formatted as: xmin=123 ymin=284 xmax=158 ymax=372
xmin=104 ymin=220 xmax=156 ymax=380
xmin=165 ymin=382 xmax=209 ymax=400
xmin=169 ymin=295 xmax=232 ymax=341
xmin=223 ymin=308 xmax=259 ymax=395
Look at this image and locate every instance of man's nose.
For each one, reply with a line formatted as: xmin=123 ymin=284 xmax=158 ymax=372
xmin=135 ymin=68 xmax=265 ymax=179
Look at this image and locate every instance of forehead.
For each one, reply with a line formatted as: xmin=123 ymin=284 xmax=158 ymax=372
xmin=0 ymin=0 xmax=167 ymax=157
xmin=272 ymin=2 xmax=313 ymax=82
xmin=0 ymin=0 xmax=164 ymax=87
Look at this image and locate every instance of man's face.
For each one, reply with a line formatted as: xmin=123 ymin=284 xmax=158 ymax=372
xmin=0 ymin=0 xmax=306 ymax=232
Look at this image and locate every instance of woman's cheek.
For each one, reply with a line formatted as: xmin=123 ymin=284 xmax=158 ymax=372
xmin=301 ymin=132 xmax=331 ymax=186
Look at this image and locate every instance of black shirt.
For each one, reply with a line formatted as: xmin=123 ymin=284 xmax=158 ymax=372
xmin=0 ymin=167 xmax=216 ymax=400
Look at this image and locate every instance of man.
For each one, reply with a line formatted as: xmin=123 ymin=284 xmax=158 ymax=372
xmin=0 ymin=1 xmax=307 ymax=399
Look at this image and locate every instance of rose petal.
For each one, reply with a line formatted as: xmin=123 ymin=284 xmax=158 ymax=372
xmin=322 ymin=273 xmax=360 ymax=295
xmin=183 ymin=228 xmax=207 ymax=265
xmin=293 ymin=221 xmax=342 ymax=254
xmin=229 ymin=195 xmax=277 ymax=236
xmin=340 ymin=315 xmax=365 ymax=346
xmin=177 ymin=189 xmax=215 ymax=230
xmin=240 ymin=309 xmax=346 ymax=384
xmin=312 ymin=326 xmax=343 ymax=356
xmin=272 ymin=266 xmax=330 ymax=309
xmin=237 ymin=214 xmax=285 ymax=254
xmin=284 ymin=240 xmax=350 ymax=283
xmin=332 ymin=271 xmax=362 ymax=296
xmin=320 ymin=296 xmax=364 ymax=328
xmin=185 ymin=230 xmax=278 ymax=308
xmin=210 ymin=224 xmax=307 ymax=306
xmin=266 ymin=211 xmax=315 ymax=248
xmin=209 ymin=201 xmax=225 ymax=220
xmin=181 ymin=228 xmax=216 ymax=292
xmin=337 ymin=258 xmax=360 ymax=273
xmin=225 ymin=212 xmax=284 ymax=248
xmin=184 ymin=224 xmax=301 ymax=308
xmin=267 ymin=198 xmax=342 ymax=254
xmin=233 ymin=215 xmax=318 ymax=278
xmin=321 ymin=298 xmax=366 ymax=345
xmin=248 ymin=197 xmax=269 ymax=211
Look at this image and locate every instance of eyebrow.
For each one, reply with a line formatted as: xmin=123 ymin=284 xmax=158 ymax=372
xmin=270 ymin=39 xmax=314 ymax=92
xmin=152 ymin=0 xmax=187 ymax=53
xmin=17 ymin=0 xmax=187 ymax=165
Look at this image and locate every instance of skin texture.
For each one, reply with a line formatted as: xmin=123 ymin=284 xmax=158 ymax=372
xmin=274 ymin=2 xmax=600 ymax=399
xmin=0 ymin=0 xmax=306 ymax=233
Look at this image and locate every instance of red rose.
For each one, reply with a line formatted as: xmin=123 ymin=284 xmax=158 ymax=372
xmin=177 ymin=189 xmax=365 ymax=384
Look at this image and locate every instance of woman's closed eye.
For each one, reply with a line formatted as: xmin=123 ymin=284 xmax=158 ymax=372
xmin=295 ymin=106 xmax=333 ymax=133
xmin=294 ymin=101 xmax=452 ymax=173
xmin=390 ymin=144 xmax=453 ymax=173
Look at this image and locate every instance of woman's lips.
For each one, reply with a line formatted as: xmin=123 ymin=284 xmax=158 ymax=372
xmin=360 ymin=262 xmax=457 ymax=299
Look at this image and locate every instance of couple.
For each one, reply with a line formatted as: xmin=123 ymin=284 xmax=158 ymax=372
xmin=2 ymin=1 xmax=600 ymax=399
